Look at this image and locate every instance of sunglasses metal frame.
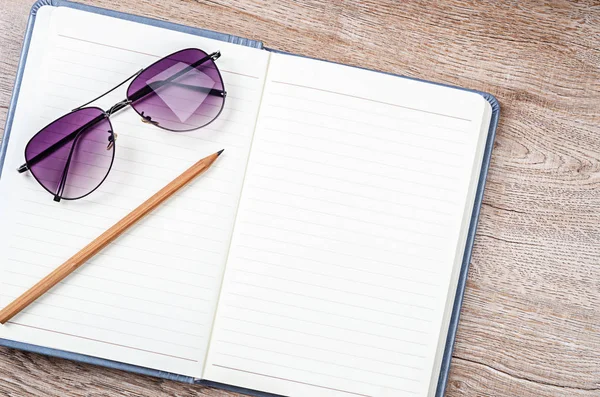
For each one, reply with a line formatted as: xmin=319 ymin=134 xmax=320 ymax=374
xmin=18 ymin=48 xmax=226 ymax=202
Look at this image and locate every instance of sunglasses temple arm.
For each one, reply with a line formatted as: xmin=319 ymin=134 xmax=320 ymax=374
xmin=149 ymin=82 xmax=224 ymax=96
xmin=52 ymin=128 xmax=87 ymax=201
xmin=17 ymin=114 xmax=106 ymax=173
xmin=72 ymin=68 xmax=144 ymax=112
xmin=167 ymin=83 xmax=224 ymax=96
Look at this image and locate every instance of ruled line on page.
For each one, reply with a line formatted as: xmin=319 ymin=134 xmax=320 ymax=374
xmin=13 ymin=219 xmax=221 ymax=257
xmin=228 ymin=278 xmax=434 ymax=321
xmin=234 ymin=241 xmax=440 ymax=277
xmin=7 ymin=309 xmax=204 ymax=350
xmin=216 ymin=340 xmax=423 ymax=379
xmin=31 ymin=162 xmax=238 ymax=196
xmin=19 ymin=195 xmax=230 ymax=231
xmin=213 ymin=359 xmax=419 ymax=395
xmin=0 ymin=292 xmax=203 ymax=338
xmin=264 ymin=112 xmax=466 ymax=145
xmin=263 ymin=102 xmax=468 ymax=141
xmin=252 ymin=141 xmax=462 ymax=181
xmin=266 ymin=91 xmax=471 ymax=135
xmin=227 ymin=281 xmax=434 ymax=323
xmin=259 ymin=123 xmax=464 ymax=165
xmin=0 ymin=286 xmax=206 ymax=325
xmin=18 ymin=195 xmax=230 ymax=233
xmin=39 ymin=90 xmax=250 ymax=129
xmin=218 ymin=327 xmax=425 ymax=367
xmin=11 ymin=222 xmax=220 ymax=277
xmin=48 ymin=62 xmax=259 ymax=91
xmin=2 ymin=279 xmax=207 ymax=314
xmin=251 ymin=155 xmax=458 ymax=193
xmin=214 ymin=323 xmax=424 ymax=373
xmin=23 ymin=187 xmax=232 ymax=224
xmin=8 ymin=251 xmax=216 ymax=295
xmin=230 ymin=259 xmax=440 ymax=302
xmin=234 ymin=243 xmax=440 ymax=277
xmin=226 ymin=291 xmax=432 ymax=329
xmin=41 ymin=89 xmax=253 ymax=125
xmin=54 ymin=39 xmax=262 ymax=80
xmin=236 ymin=232 xmax=441 ymax=267
xmin=270 ymin=80 xmax=472 ymax=122
xmin=44 ymin=89 xmax=250 ymax=115
xmin=246 ymin=173 xmax=454 ymax=215
xmin=15 ymin=220 xmax=225 ymax=253
xmin=34 ymin=128 xmax=240 ymax=162
xmin=244 ymin=180 xmax=452 ymax=218
xmin=35 ymin=110 xmax=249 ymax=154
xmin=13 ymin=232 xmax=221 ymax=264
xmin=7 ymin=256 xmax=216 ymax=296
xmin=8 ymin=253 xmax=215 ymax=291
xmin=238 ymin=217 xmax=444 ymax=250
xmin=212 ymin=364 xmax=373 ymax=397
xmin=18 ymin=165 xmax=237 ymax=205
xmin=58 ymin=33 xmax=164 ymax=57
xmin=232 ymin=267 xmax=438 ymax=308
xmin=241 ymin=189 xmax=451 ymax=231
xmin=7 ymin=322 xmax=199 ymax=362
xmin=5 ymin=266 xmax=212 ymax=304
xmin=40 ymin=95 xmax=254 ymax=134
xmin=55 ymin=34 xmax=262 ymax=80
xmin=23 ymin=169 xmax=239 ymax=213
xmin=255 ymin=131 xmax=461 ymax=168
xmin=241 ymin=190 xmax=451 ymax=232
xmin=256 ymin=132 xmax=463 ymax=171
xmin=221 ymin=317 xmax=428 ymax=359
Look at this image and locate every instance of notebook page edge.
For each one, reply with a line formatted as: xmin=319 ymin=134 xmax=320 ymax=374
xmin=426 ymin=97 xmax=493 ymax=397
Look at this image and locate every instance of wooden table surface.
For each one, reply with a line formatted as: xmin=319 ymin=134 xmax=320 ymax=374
xmin=0 ymin=0 xmax=599 ymax=396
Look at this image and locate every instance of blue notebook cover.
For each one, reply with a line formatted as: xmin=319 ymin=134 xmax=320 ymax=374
xmin=0 ymin=1 xmax=500 ymax=396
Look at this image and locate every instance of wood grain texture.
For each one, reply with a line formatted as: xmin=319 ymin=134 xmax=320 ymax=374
xmin=0 ymin=0 xmax=599 ymax=396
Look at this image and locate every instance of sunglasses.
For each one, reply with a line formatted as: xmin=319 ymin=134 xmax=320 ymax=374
xmin=17 ymin=48 xmax=226 ymax=202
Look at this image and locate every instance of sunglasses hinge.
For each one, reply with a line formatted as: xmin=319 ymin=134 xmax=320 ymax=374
xmin=210 ymin=51 xmax=221 ymax=61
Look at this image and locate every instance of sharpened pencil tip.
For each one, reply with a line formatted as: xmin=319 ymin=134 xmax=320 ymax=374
xmin=217 ymin=149 xmax=225 ymax=156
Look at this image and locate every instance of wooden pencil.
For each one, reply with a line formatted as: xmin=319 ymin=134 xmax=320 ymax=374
xmin=0 ymin=149 xmax=224 ymax=325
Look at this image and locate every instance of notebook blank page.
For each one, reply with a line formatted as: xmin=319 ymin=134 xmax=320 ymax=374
xmin=0 ymin=7 xmax=268 ymax=377
xmin=204 ymin=54 xmax=490 ymax=396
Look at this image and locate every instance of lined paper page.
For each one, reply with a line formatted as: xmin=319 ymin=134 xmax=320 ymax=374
xmin=0 ymin=7 xmax=268 ymax=377
xmin=205 ymin=54 xmax=491 ymax=395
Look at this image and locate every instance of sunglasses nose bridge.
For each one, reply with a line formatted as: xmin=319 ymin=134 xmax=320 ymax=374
xmin=106 ymin=99 xmax=132 ymax=116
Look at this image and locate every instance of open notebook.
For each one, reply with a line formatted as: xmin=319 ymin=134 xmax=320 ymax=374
xmin=0 ymin=2 xmax=499 ymax=397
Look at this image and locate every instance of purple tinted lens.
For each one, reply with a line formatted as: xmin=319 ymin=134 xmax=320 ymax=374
xmin=25 ymin=107 xmax=115 ymax=200
xmin=127 ymin=48 xmax=225 ymax=132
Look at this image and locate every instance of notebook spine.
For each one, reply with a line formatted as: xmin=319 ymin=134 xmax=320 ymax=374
xmin=227 ymin=36 xmax=263 ymax=49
